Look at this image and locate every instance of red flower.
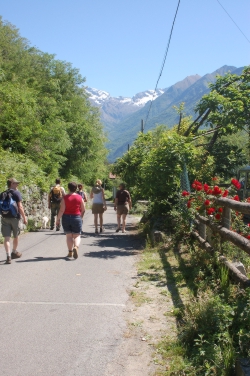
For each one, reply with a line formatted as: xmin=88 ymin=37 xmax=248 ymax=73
xmin=182 ymin=191 xmax=190 ymax=196
xmin=187 ymin=200 xmax=192 ymax=208
xmin=212 ymin=177 xmax=218 ymax=181
xmin=247 ymin=223 xmax=250 ymax=227
xmin=207 ymin=207 xmax=215 ymax=215
xmin=207 ymin=189 xmax=213 ymax=194
xmin=233 ymin=195 xmax=240 ymax=201
xmin=204 ymin=199 xmax=210 ymax=206
xmin=231 ymin=178 xmax=241 ymax=190
xmin=246 ymin=235 xmax=250 ymax=240
xmin=222 ymin=190 xmax=229 ymax=197
xmin=218 ymin=207 xmax=223 ymax=213
xmin=204 ymin=184 xmax=210 ymax=192
xmin=212 ymin=186 xmax=222 ymax=195
xmin=215 ymin=214 xmax=221 ymax=220
xmin=192 ymin=180 xmax=203 ymax=191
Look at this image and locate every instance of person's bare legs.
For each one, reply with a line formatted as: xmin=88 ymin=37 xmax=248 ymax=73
xmin=13 ymin=237 xmax=18 ymax=251
xmin=72 ymin=233 xmax=80 ymax=259
xmin=4 ymin=236 xmax=11 ymax=255
xmin=116 ymin=214 xmax=121 ymax=231
xmin=66 ymin=233 xmax=74 ymax=251
xmin=73 ymin=234 xmax=81 ymax=248
xmin=66 ymin=233 xmax=80 ymax=258
xmin=94 ymin=214 xmax=98 ymax=232
xmin=99 ymin=214 xmax=103 ymax=229
xmin=122 ymin=214 xmax=127 ymax=232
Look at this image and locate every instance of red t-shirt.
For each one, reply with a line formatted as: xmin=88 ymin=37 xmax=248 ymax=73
xmin=63 ymin=194 xmax=82 ymax=215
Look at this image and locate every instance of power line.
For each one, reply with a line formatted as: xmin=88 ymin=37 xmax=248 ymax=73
xmin=216 ymin=0 xmax=250 ymax=44
xmin=144 ymin=0 xmax=181 ymax=128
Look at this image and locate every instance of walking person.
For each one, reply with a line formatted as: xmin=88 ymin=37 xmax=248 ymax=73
xmin=56 ymin=182 xmax=85 ymax=259
xmin=77 ymin=184 xmax=88 ymax=203
xmin=48 ymin=178 xmax=65 ymax=231
xmin=0 ymin=178 xmax=27 ymax=264
xmin=90 ymin=179 xmax=107 ymax=234
xmin=114 ymin=183 xmax=132 ymax=233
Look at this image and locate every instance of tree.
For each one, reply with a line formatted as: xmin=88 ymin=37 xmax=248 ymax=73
xmin=0 ymin=17 xmax=108 ymax=182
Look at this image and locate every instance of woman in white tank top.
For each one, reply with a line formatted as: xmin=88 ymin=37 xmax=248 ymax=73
xmin=90 ymin=179 xmax=107 ymax=233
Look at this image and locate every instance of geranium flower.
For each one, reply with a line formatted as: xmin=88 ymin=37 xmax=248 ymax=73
xmin=207 ymin=207 xmax=215 ymax=215
xmin=218 ymin=207 xmax=223 ymax=213
xmin=212 ymin=177 xmax=218 ymax=181
xmin=215 ymin=214 xmax=221 ymax=220
xmin=233 ymin=195 xmax=240 ymax=201
xmin=203 ymin=184 xmax=210 ymax=192
xmin=246 ymin=235 xmax=250 ymax=240
xmin=231 ymin=178 xmax=241 ymax=190
xmin=212 ymin=186 xmax=222 ymax=195
xmin=192 ymin=180 xmax=203 ymax=191
xmin=204 ymin=199 xmax=210 ymax=206
xmin=222 ymin=190 xmax=229 ymax=197
xmin=182 ymin=191 xmax=190 ymax=196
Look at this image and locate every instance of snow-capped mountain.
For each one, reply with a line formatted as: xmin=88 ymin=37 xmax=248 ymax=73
xmin=86 ymin=87 xmax=166 ymax=128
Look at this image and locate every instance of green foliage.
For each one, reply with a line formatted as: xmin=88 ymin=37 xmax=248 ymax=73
xmin=0 ymin=148 xmax=50 ymax=191
xmin=0 ymin=17 xmax=108 ymax=184
xmin=194 ymin=67 xmax=250 ymax=136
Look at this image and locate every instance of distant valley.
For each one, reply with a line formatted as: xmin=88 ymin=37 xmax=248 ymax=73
xmin=87 ymin=65 xmax=244 ymax=161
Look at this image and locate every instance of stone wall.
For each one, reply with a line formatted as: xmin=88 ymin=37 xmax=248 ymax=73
xmin=0 ymin=185 xmax=50 ymax=231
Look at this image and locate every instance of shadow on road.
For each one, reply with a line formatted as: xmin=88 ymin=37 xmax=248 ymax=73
xmin=15 ymin=256 xmax=70 ymax=263
xmin=83 ymin=222 xmax=142 ymax=259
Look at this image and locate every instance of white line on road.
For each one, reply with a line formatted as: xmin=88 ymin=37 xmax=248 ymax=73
xmin=0 ymin=300 xmax=125 ymax=307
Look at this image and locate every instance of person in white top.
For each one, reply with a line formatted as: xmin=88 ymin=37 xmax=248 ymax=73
xmin=90 ymin=179 xmax=107 ymax=234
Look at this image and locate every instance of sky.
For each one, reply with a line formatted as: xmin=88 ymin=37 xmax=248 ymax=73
xmin=1 ymin=0 xmax=249 ymax=97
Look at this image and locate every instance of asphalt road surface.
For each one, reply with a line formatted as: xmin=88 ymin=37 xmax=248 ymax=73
xmin=0 ymin=203 xmax=140 ymax=376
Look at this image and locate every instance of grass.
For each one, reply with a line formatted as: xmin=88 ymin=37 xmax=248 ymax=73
xmin=133 ymin=226 xmax=250 ymax=375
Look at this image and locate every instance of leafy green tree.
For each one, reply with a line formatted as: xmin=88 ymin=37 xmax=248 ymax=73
xmin=0 ymin=17 xmax=108 ymax=183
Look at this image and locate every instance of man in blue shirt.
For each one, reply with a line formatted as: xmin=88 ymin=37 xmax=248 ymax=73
xmin=0 ymin=178 xmax=27 ymax=264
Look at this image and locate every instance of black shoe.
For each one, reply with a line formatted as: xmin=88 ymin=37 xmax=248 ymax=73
xmin=116 ymin=228 xmax=120 ymax=232
xmin=5 ymin=256 xmax=11 ymax=264
xmin=100 ymin=227 xmax=104 ymax=233
xmin=50 ymin=227 xmax=54 ymax=230
xmin=11 ymin=251 xmax=22 ymax=259
xmin=95 ymin=228 xmax=98 ymax=234
xmin=56 ymin=226 xmax=60 ymax=231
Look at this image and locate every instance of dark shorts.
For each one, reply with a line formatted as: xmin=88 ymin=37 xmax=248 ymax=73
xmin=92 ymin=203 xmax=104 ymax=214
xmin=1 ymin=217 xmax=20 ymax=238
xmin=117 ymin=203 xmax=129 ymax=216
xmin=62 ymin=214 xmax=82 ymax=234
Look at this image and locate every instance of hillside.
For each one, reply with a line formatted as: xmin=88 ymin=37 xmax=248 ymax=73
xmin=106 ymin=65 xmax=243 ymax=161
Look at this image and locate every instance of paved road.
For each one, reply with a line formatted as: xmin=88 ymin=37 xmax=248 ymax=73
xmin=0 ymin=203 xmax=139 ymax=376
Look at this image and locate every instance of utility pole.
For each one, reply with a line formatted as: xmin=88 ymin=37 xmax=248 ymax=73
xmin=128 ymin=144 xmax=130 ymax=151
xmin=141 ymin=119 xmax=144 ymax=133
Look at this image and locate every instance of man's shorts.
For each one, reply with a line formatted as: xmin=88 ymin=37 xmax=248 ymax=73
xmin=117 ymin=203 xmax=129 ymax=216
xmin=62 ymin=214 xmax=82 ymax=234
xmin=1 ymin=217 xmax=20 ymax=238
xmin=92 ymin=203 xmax=104 ymax=214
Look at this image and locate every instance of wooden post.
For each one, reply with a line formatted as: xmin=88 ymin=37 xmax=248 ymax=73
xmin=222 ymin=206 xmax=231 ymax=229
xmin=199 ymin=210 xmax=206 ymax=240
xmin=141 ymin=119 xmax=144 ymax=133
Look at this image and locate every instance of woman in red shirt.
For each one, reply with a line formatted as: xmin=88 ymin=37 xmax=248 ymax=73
xmin=56 ymin=182 xmax=85 ymax=259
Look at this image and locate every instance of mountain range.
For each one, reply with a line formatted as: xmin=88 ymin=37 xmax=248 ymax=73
xmin=87 ymin=65 xmax=244 ymax=161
